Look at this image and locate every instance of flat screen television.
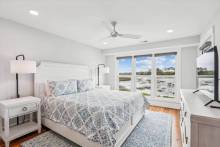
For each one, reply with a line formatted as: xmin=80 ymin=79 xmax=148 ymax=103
xmin=196 ymin=46 xmax=219 ymax=106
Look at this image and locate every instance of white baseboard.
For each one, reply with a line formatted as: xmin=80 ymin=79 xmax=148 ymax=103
xmin=147 ymin=97 xmax=180 ymax=109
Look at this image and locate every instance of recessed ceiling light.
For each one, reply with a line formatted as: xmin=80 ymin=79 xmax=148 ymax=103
xmin=29 ymin=10 xmax=39 ymax=16
xmin=103 ymin=42 xmax=108 ymax=45
xmin=167 ymin=29 xmax=174 ymax=33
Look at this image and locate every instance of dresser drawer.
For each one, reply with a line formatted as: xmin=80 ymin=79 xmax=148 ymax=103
xmin=8 ymin=103 xmax=38 ymax=118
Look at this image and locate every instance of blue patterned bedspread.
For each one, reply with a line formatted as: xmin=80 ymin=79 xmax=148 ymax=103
xmin=41 ymin=89 xmax=146 ymax=146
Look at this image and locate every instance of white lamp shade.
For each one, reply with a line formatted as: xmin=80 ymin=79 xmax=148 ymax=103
xmin=101 ymin=67 xmax=110 ymax=74
xmin=10 ymin=60 xmax=36 ymax=74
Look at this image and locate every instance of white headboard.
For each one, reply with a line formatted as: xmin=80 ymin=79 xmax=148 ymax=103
xmin=34 ymin=61 xmax=93 ymax=98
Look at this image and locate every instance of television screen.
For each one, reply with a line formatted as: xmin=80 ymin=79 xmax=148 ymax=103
xmin=197 ymin=51 xmax=214 ymax=97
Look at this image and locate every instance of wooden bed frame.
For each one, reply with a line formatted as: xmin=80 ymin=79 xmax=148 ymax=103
xmin=34 ymin=61 xmax=144 ymax=147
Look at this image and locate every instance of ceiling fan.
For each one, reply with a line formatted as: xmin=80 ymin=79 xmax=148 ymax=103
xmin=103 ymin=21 xmax=142 ymax=39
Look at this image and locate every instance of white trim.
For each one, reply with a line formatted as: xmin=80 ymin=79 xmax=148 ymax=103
xmin=103 ymin=43 xmax=199 ymax=56
xmin=114 ymin=47 xmax=181 ymax=57
xmin=148 ymin=97 xmax=180 ymax=109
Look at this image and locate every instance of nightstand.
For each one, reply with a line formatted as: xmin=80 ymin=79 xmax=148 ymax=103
xmin=0 ymin=96 xmax=41 ymax=147
xmin=97 ymin=85 xmax=111 ymax=90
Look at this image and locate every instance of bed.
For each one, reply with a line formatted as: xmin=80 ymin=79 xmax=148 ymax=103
xmin=34 ymin=62 xmax=146 ymax=147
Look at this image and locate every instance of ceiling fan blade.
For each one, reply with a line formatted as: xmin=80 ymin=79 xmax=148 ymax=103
xmin=102 ymin=21 xmax=113 ymax=32
xmin=118 ymin=34 xmax=142 ymax=39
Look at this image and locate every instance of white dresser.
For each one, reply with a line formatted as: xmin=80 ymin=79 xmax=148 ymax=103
xmin=0 ymin=96 xmax=41 ymax=147
xmin=180 ymin=89 xmax=220 ymax=147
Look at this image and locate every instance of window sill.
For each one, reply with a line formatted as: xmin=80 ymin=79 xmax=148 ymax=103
xmin=145 ymin=96 xmax=180 ymax=109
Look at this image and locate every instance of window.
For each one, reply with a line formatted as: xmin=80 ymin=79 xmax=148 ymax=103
xmin=117 ymin=57 xmax=132 ymax=91
xmin=155 ymin=53 xmax=176 ymax=98
xmin=116 ymin=51 xmax=178 ymax=100
xmin=135 ymin=55 xmax=152 ymax=96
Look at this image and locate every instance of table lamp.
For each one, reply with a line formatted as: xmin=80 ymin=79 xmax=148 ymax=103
xmin=10 ymin=54 xmax=36 ymax=98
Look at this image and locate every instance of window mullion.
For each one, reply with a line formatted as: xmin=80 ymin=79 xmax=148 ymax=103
xmin=132 ymin=56 xmax=136 ymax=92
xmin=152 ymin=54 xmax=156 ymax=98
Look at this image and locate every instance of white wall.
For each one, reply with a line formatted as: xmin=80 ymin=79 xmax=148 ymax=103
xmin=105 ymin=55 xmax=116 ymax=88
xmin=0 ymin=18 xmax=104 ymax=99
xmin=181 ymin=46 xmax=197 ymax=89
xmin=212 ymin=9 xmax=220 ymax=49
xmin=201 ymin=8 xmax=220 ymax=64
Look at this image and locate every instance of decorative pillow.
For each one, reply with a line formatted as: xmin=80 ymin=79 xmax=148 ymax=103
xmin=47 ymin=79 xmax=77 ymax=96
xmin=77 ymin=79 xmax=94 ymax=92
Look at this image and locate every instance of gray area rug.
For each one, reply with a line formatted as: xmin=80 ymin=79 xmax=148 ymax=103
xmin=21 ymin=111 xmax=172 ymax=147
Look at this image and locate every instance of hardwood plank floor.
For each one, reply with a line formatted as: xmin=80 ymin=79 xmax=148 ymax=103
xmin=149 ymin=106 xmax=182 ymax=147
xmin=0 ymin=106 xmax=182 ymax=147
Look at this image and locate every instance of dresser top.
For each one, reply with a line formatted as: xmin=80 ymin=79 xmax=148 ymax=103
xmin=180 ymin=89 xmax=220 ymax=119
xmin=0 ymin=96 xmax=40 ymax=108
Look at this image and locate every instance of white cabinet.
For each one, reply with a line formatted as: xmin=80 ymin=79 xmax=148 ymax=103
xmin=0 ymin=96 xmax=41 ymax=147
xmin=180 ymin=89 xmax=220 ymax=147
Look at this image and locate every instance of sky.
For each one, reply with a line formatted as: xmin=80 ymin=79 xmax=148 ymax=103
xmin=118 ymin=55 xmax=176 ymax=73
xmin=156 ymin=54 xmax=176 ymax=70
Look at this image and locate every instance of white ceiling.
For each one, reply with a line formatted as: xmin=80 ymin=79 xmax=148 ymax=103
xmin=0 ymin=0 xmax=220 ymax=49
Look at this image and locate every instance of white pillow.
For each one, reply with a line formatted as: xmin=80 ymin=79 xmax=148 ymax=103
xmin=46 ymin=79 xmax=77 ymax=96
xmin=77 ymin=79 xmax=94 ymax=92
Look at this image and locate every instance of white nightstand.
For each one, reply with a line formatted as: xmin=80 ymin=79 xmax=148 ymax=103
xmin=0 ymin=96 xmax=41 ymax=147
xmin=97 ymin=85 xmax=111 ymax=90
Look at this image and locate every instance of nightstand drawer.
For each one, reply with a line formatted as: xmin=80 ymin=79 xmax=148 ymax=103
xmin=8 ymin=103 xmax=37 ymax=118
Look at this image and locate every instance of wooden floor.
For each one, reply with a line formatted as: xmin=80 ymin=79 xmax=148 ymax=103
xmin=150 ymin=106 xmax=182 ymax=147
xmin=0 ymin=106 xmax=182 ymax=147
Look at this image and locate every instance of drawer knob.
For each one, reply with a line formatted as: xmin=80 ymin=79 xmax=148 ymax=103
xmin=184 ymin=112 xmax=187 ymax=117
xmin=22 ymin=107 xmax=28 ymax=111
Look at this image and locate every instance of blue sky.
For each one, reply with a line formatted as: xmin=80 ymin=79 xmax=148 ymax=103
xmin=156 ymin=55 xmax=176 ymax=70
xmin=118 ymin=57 xmax=132 ymax=73
xmin=118 ymin=55 xmax=176 ymax=73
xmin=136 ymin=56 xmax=152 ymax=72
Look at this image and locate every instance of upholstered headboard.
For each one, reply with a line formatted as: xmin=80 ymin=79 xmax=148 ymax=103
xmin=34 ymin=61 xmax=94 ymax=98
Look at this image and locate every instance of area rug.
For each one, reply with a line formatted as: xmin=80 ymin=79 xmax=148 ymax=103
xmin=21 ymin=111 xmax=172 ymax=147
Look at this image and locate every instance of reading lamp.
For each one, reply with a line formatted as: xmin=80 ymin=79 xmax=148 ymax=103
xmin=97 ymin=64 xmax=110 ymax=86
xmin=10 ymin=55 xmax=36 ymax=98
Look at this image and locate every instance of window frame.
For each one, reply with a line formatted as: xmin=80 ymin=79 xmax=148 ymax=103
xmin=117 ymin=56 xmax=133 ymax=91
xmin=134 ymin=54 xmax=153 ymax=96
xmin=115 ymin=48 xmax=181 ymax=103
xmin=155 ymin=52 xmax=177 ymax=98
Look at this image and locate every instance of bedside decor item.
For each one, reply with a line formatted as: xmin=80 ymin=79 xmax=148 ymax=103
xmin=0 ymin=96 xmax=41 ymax=147
xmin=97 ymin=64 xmax=109 ymax=86
xmin=10 ymin=54 xmax=36 ymax=98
